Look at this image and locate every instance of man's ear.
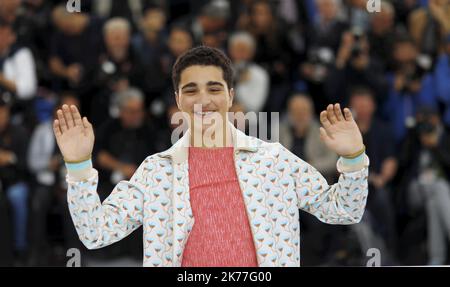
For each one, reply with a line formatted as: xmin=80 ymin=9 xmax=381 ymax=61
xmin=228 ymin=88 xmax=235 ymax=108
xmin=175 ymin=91 xmax=181 ymax=111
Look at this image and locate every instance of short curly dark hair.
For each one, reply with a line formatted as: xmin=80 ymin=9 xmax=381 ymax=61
xmin=172 ymin=46 xmax=234 ymax=91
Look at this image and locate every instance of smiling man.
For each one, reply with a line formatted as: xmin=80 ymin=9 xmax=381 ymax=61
xmin=53 ymin=46 xmax=369 ymax=267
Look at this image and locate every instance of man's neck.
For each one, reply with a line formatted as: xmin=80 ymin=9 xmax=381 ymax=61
xmin=109 ymin=50 xmax=128 ymax=63
xmin=190 ymin=124 xmax=233 ymax=148
xmin=292 ymin=123 xmax=308 ymax=138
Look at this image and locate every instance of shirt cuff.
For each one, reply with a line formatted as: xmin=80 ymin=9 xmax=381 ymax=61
xmin=65 ymin=159 xmax=95 ymax=181
xmin=337 ymin=153 xmax=370 ymax=173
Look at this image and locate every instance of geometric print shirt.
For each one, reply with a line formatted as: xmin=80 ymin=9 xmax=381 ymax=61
xmin=66 ymin=124 xmax=370 ymax=266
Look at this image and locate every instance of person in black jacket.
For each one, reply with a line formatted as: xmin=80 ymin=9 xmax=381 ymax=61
xmin=324 ymin=29 xmax=388 ymax=108
xmin=0 ymin=96 xmax=29 ymax=265
xmin=0 ymin=183 xmax=13 ymax=266
xmin=399 ymin=106 xmax=450 ymax=265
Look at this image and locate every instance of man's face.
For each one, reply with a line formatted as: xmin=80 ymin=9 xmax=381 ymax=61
xmin=59 ymin=13 xmax=87 ymax=35
xmin=176 ymin=65 xmax=233 ymax=135
xmin=120 ymin=98 xmax=145 ymax=129
xmin=142 ymin=8 xmax=166 ymax=33
xmin=251 ymin=2 xmax=273 ymax=30
xmin=229 ymin=40 xmax=254 ymax=63
xmin=350 ymin=94 xmax=375 ymax=123
xmin=104 ymin=28 xmax=130 ymax=60
xmin=288 ymin=97 xmax=313 ymax=129
xmin=393 ymin=42 xmax=417 ymax=70
xmin=316 ymin=0 xmax=338 ymax=22
xmin=371 ymin=8 xmax=394 ymax=34
xmin=169 ymin=29 xmax=193 ymax=58
xmin=0 ymin=26 xmax=16 ymax=55
xmin=0 ymin=0 xmax=20 ymax=24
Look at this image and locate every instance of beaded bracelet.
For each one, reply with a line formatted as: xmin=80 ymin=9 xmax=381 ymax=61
xmin=342 ymin=145 xmax=366 ymax=159
xmin=64 ymin=155 xmax=92 ymax=164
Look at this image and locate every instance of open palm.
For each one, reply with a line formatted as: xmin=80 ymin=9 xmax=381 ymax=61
xmin=319 ymin=104 xmax=364 ymax=157
xmin=53 ymin=104 xmax=95 ymax=162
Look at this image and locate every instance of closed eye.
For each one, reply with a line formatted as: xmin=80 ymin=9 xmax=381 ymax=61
xmin=209 ymin=86 xmax=223 ymax=93
xmin=183 ymin=89 xmax=197 ymax=94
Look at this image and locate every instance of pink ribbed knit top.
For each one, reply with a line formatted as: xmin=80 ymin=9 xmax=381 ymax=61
xmin=181 ymin=147 xmax=258 ymax=267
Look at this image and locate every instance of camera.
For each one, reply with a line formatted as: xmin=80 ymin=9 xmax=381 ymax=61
xmin=403 ymin=54 xmax=432 ymax=93
xmin=417 ymin=120 xmax=436 ymax=135
xmin=98 ymin=60 xmax=125 ymax=89
xmin=350 ymin=27 xmax=365 ymax=59
xmin=306 ymin=47 xmax=334 ymax=82
xmin=416 ymin=107 xmax=438 ymax=136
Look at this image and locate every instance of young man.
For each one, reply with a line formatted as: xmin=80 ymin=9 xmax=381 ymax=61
xmin=53 ymin=46 xmax=369 ymax=267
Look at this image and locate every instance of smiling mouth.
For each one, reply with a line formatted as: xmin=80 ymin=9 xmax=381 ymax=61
xmin=194 ymin=111 xmax=217 ymax=116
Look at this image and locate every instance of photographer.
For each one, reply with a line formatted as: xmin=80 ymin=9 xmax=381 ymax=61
xmin=349 ymin=87 xmax=398 ymax=259
xmin=300 ymin=0 xmax=348 ymax=113
xmin=383 ymin=35 xmax=437 ymax=144
xmin=228 ymin=31 xmax=269 ymax=114
xmin=91 ymin=87 xmax=159 ymax=261
xmin=399 ymin=107 xmax=450 ymax=265
xmin=48 ymin=5 xmax=102 ymax=112
xmin=0 ymin=20 xmax=37 ymax=112
xmin=242 ymin=0 xmax=296 ymax=112
xmin=0 ymin=180 xmax=13 ymax=266
xmin=0 ymin=96 xmax=29 ymax=265
xmin=90 ymin=17 xmax=148 ymax=127
xmin=27 ymin=93 xmax=82 ymax=266
xmin=434 ymin=34 xmax=450 ymax=129
xmin=307 ymin=0 xmax=347 ymax=54
xmin=324 ymin=29 xmax=388 ymax=107
xmin=409 ymin=0 xmax=450 ymax=61
xmin=94 ymin=87 xmax=159 ymax=197
xmin=368 ymin=1 xmax=396 ymax=72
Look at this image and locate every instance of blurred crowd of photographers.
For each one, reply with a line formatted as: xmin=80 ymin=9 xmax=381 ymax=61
xmin=0 ymin=0 xmax=450 ymax=266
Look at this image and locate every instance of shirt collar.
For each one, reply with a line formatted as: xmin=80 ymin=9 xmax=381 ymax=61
xmin=159 ymin=122 xmax=258 ymax=163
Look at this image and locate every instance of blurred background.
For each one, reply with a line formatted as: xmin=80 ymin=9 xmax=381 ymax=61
xmin=0 ymin=0 xmax=450 ymax=267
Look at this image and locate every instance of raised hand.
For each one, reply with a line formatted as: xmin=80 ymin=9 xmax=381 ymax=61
xmin=53 ymin=104 xmax=95 ymax=162
xmin=319 ymin=103 xmax=364 ymax=157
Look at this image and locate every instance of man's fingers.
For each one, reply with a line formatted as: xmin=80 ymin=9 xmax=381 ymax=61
xmin=57 ymin=109 xmax=68 ymax=132
xmin=82 ymin=117 xmax=93 ymax=136
xmin=319 ymin=126 xmax=332 ymax=141
xmin=53 ymin=119 xmax=62 ymax=137
xmin=62 ymin=104 xmax=75 ymax=128
xmin=343 ymin=108 xmax=354 ymax=121
xmin=326 ymin=104 xmax=337 ymax=124
xmin=70 ymin=105 xmax=83 ymax=127
xmin=320 ymin=111 xmax=332 ymax=130
xmin=334 ymin=103 xmax=344 ymax=121
xmin=82 ymin=116 xmax=91 ymax=128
